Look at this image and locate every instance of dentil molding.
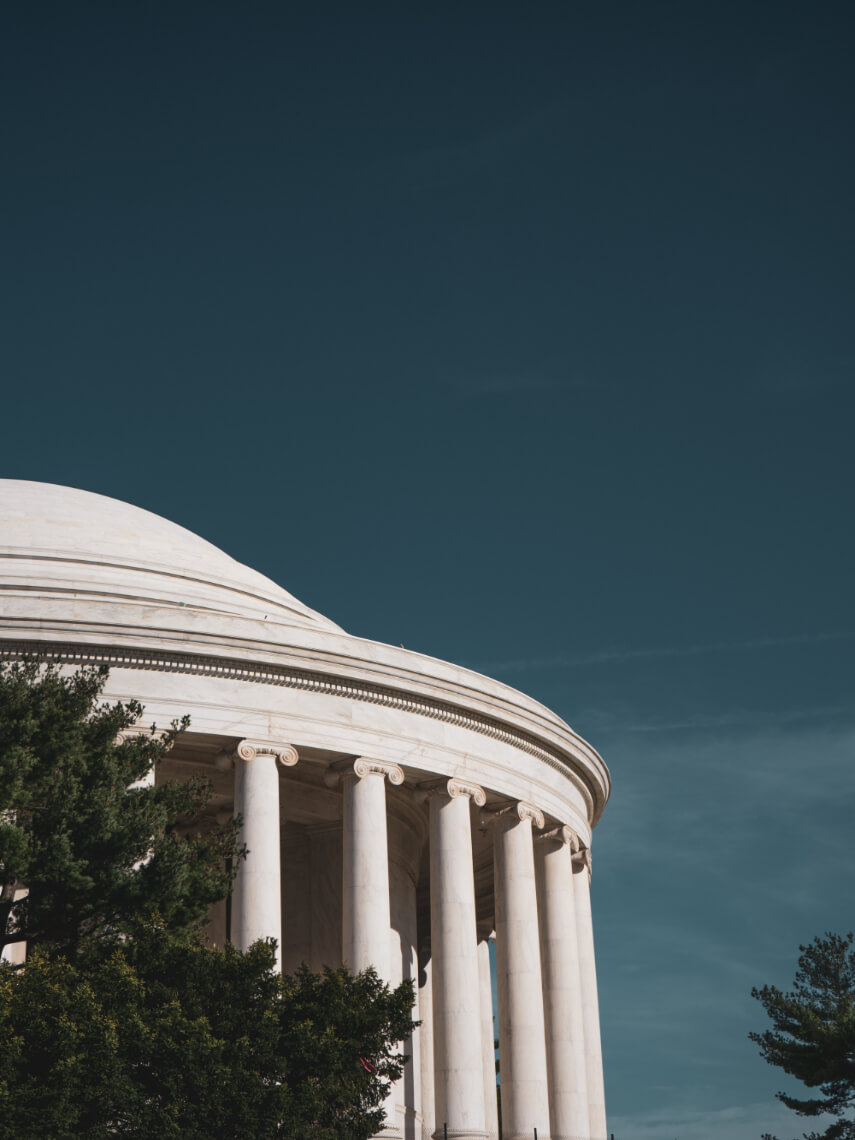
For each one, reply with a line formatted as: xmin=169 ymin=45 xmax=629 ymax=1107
xmin=0 ymin=639 xmax=597 ymax=803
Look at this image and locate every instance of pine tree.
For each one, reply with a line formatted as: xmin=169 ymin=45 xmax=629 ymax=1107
xmin=750 ymin=932 xmax=855 ymax=1140
xmin=0 ymin=659 xmax=416 ymax=1139
xmin=0 ymin=659 xmax=239 ymax=960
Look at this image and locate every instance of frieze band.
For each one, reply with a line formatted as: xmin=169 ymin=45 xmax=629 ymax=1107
xmin=0 ymin=639 xmax=597 ymax=808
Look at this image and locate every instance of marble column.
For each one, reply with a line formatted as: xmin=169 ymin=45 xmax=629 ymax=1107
xmin=116 ymin=725 xmax=163 ymax=791
xmin=0 ymin=887 xmax=28 ymax=966
xmin=340 ymin=757 xmax=405 ymax=1140
xmin=493 ymin=802 xmax=551 ymax=1140
xmin=477 ymin=929 xmax=500 ymax=1139
xmin=573 ymin=847 xmax=607 ymax=1140
xmin=118 ymin=727 xmax=158 ymax=874
xmin=206 ymin=807 xmax=233 ymax=949
xmin=535 ymin=827 xmax=589 ymax=1140
xmin=429 ymin=779 xmax=488 ymax=1140
xmin=226 ymin=739 xmax=298 ymax=971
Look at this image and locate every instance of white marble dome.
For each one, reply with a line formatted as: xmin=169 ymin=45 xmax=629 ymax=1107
xmin=0 ymin=479 xmax=608 ymax=831
xmin=0 ymin=479 xmax=341 ymax=632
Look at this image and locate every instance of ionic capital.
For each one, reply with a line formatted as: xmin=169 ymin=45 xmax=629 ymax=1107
xmin=447 ymin=777 xmax=487 ymax=806
xmin=115 ymin=725 xmax=173 ymax=750
xmin=517 ymin=801 xmax=546 ymax=828
xmin=572 ymin=845 xmax=592 ymax=882
xmin=354 ymin=756 xmax=404 ymax=784
xmin=216 ymin=740 xmax=299 ymax=770
xmin=324 ymin=757 xmax=404 ymax=788
xmin=481 ymin=800 xmax=545 ymax=830
xmin=413 ymin=776 xmax=486 ymax=806
xmin=537 ymin=824 xmax=581 ymax=852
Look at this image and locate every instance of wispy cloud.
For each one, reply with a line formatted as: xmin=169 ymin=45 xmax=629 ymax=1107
xmin=585 ymin=723 xmax=855 ymax=1132
xmin=608 ymin=1098 xmax=836 ymax=1140
xmin=469 ymin=630 xmax=855 ymax=675
xmin=619 ymin=703 xmax=853 ymax=734
xmin=597 ymin=724 xmax=855 ymax=856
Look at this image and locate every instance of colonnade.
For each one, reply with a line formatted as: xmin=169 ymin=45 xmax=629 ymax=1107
xmin=219 ymin=741 xmax=607 ymax=1140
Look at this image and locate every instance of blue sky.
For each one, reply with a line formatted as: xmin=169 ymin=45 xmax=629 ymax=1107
xmin=2 ymin=4 xmax=854 ymax=1137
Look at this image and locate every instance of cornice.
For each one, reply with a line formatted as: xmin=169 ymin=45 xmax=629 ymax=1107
xmin=0 ymin=637 xmax=606 ymax=819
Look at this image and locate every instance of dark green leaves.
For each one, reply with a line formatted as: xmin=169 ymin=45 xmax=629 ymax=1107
xmin=0 ymin=660 xmax=417 ymax=1138
xmin=751 ymin=932 xmax=855 ymax=1140
xmin=0 ymin=659 xmax=240 ymax=960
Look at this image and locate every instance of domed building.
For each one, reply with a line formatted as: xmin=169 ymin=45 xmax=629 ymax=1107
xmin=0 ymin=479 xmax=610 ymax=1140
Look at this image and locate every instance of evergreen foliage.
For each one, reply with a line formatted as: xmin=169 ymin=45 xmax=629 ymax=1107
xmin=0 ymin=659 xmax=238 ymax=960
xmin=751 ymin=932 xmax=855 ymax=1140
xmin=0 ymin=659 xmax=416 ymax=1139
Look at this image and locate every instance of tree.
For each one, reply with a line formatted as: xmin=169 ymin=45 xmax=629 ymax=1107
xmin=0 ymin=932 xmax=414 ymax=1139
xmin=750 ymin=932 xmax=855 ymax=1140
xmin=0 ymin=659 xmax=416 ymax=1138
xmin=0 ymin=659 xmax=239 ymax=961
xmin=275 ymin=961 xmax=415 ymax=1139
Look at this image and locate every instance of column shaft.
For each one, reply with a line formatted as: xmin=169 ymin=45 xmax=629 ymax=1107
xmin=535 ymin=830 xmax=589 ymax=1140
xmin=232 ymin=748 xmax=284 ymax=969
xmin=494 ymin=805 xmax=551 ymax=1139
xmin=341 ymin=759 xmax=403 ymax=1140
xmin=342 ymin=768 xmax=392 ymax=973
xmin=429 ymin=782 xmax=488 ymax=1139
xmin=574 ymin=852 xmax=607 ymax=1140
